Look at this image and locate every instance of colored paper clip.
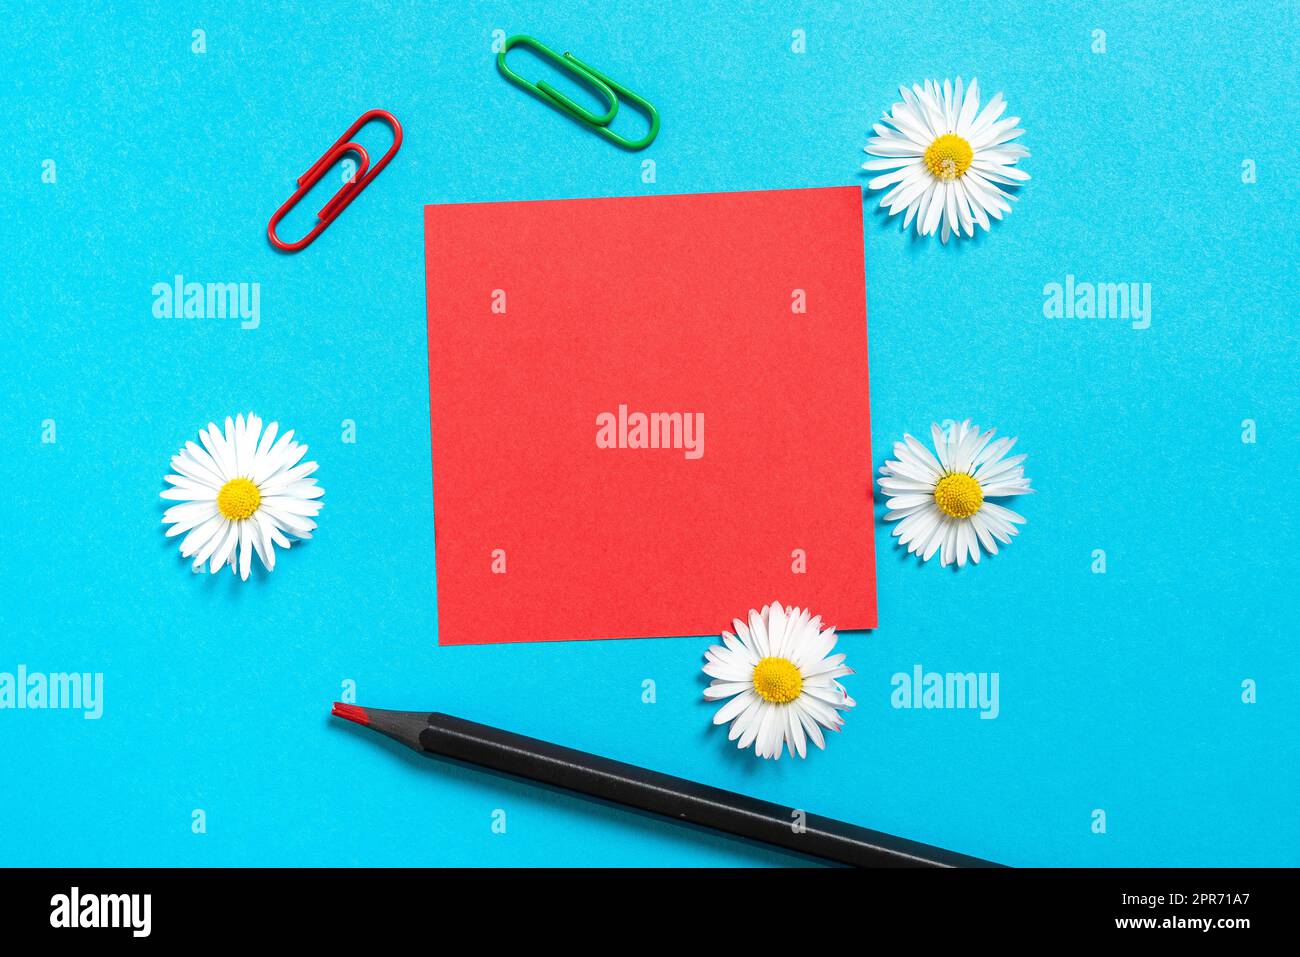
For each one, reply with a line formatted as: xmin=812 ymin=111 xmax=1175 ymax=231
xmin=496 ymin=35 xmax=660 ymax=151
xmin=267 ymin=109 xmax=403 ymax=253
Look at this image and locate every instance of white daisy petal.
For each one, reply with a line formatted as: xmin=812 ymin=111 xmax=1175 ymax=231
xmin=975 ymin=437 xmax=1016 ymax=470
xmin=722 ymin=630 xmax=755 ymax=664
xmin=162 ymin=474 xmax=211 ymax=492
xmin=253 ymin=419 xmax=279 ymax=464
xmin=244 ymin=414 xmax=262 ymax=468
xmin=162 ymin=501 xmax=217 ymax=525
xmin=248 ymin=519 xmax=271 ymax=569
xmin=261 ymin=505 xmax=315 ymax=535
xmin=232 ymin=414 xmax=246 ymax=476
xmin=796 ymin=693 xmax=846 ymax=731
xmin=915 ymin=83 xmax=946 ymax=133
xmin=957 ymin=76 xmax=979 ymax=131
xmin=756 ymin=705 xmax=782 ymax=759
xmin=191 ymin=516 xmax=227 ymax=568
xmin=959 ymin=179 xmax=991 ymax=231
xmin=898 ymin=85 xmax=935 ymax=138
xmin=956 ymin=522 xmax=971 ymax=567
xmin=931 ymin=423 xmax=952 ymax=470
xmin=953 ymin=181 xmax=975 ymax=236
xmin=867 ymin=163 xmax=921 ymax=192
xmin=879 ymin=476 xmax=937 ymax=493
xmin=922 ymin=185 xmax=945 ymax=235
xmin=981 ymin=483 xmax=1032 ymax=497
xmin=793 ymin=629 xmax=836 ymax=671
xmin=964 ymin=522 xmax=981 ymax=565
xmin=969 ymin=92 xmax=1007 ymax=136
xmin=238 ymin=521 xmax=253 ymax=581
xmin=884 ymin=504 xmax=930 ymax=522
xmin=264 ymin=520 xmax=292 ymax=550
xmin=253 ymin=513 xmax=277 ymax=570
xmin=703 ymin=660 xmax=753 ymax=683
xmin=747 ymin=608 xmax=769 ymax=658
xmin=796 ymin=705 xmax=826 ymax=750
xmin=787 ymin=709 xmax=807 ymax=759
xmin=160 ymin=485 xmax=216 ymax=502
xmin=271 ymin=481 xmax=325 ymax=501
xmin=863 ymin=156 xmax=919 ymax=171
xmin=888 ymin=109 xmax=936 ymax=148
xmin=737 ymin=705 xmax=765 ymax=750
xmin=223 ymin=417 xmax=239 ymax=472
xmin=259 ymin=495 xmax=323 ymax=517
xmin=802 ymin=654 xmax=848 ymax=680
xmin=963 ymin=172 xmax=1009 ymax=219
xmin=886 ymin=493 xmax=935 ymax=510
xmin=865 ymin=137 xmax=923 ymax=157
xmin=177 ymin=514 xmax=222 ymax=554
xmin=880 ymin=457 xmax=937 ymax=485
xmin=201 ymin=423 xmax=234 ymax=479
xmin=253 ymin=429 xmax=296 ymax=484
xmin=209 ymin=521 xmax=239 ymax=574
xmin=971 ymin=513 xmax=999 ymax=556
xmin=902 ymin=434 xmax=944 ymax=475
xmin=181 ymin=441 xmax=223 ymax=485
xmin=977 ymin=453 xmax=1026 ymax=482
xmin=974 ymin=161 xmax=1031 ymax=184
xmin=929 ymin=518 xmax=951 ymax=562
xmin=713 ymin=688 xmax=757 ymax=725
xmin=166 ymin=505 xmax=218 ymax=539
xmin=982 ymin=501 xmax=1027 ymax=525
xmin=897 ymin=507 xmax=942 ymax=551
xmin=170 ymin=454 xmax=221 ymax=488
xmin=971 ymin=118 xmax=1024 ymax=151
xmin=704 ymin=681 xmax=752 ymax=701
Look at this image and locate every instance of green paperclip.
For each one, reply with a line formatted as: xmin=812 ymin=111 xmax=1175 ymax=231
xmin=496 ymin=34 xmax=660 ymax=151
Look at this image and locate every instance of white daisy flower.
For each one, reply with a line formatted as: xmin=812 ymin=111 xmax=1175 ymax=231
xmin=862 ymin=77 xmax=1029 ymax=242
xmin=704 ymin=603 xmax=855 ymax=761
xmin=160 ymin=413 xmax=324 ymax=580
xmin=878 ymin=420 xmax=1033 ymax=568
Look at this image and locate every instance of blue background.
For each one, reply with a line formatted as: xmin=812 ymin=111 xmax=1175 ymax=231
xmin=2 ymin=0 xmax=1296 ymax=867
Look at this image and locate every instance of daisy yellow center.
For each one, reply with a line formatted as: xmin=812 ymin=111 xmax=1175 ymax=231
xmin=933 ymin=473 xmax=983 ymax=519
xmin=924 ymin=133 xmax=974 ymax=181
xmin=216 ymin=477 xmax=261 ymax=521
xmin=752 ymin=657 xmax=803 ymax=705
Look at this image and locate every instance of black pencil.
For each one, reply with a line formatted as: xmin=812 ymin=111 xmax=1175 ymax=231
xmin=331 ymin=703 xmax=1002 ymax=868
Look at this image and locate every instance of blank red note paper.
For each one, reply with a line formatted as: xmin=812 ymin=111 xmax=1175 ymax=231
xmin=424 ymin=186 xmax=875 ymax=645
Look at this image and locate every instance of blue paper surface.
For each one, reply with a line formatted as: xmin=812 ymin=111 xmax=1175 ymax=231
xmin=1 ymin=0 xmax=1296 ymax=866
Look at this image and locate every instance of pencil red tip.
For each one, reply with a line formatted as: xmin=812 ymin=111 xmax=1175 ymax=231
xmin=331 ymin=702 xmax=371 ymax=726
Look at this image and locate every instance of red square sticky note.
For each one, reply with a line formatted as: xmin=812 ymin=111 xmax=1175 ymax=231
xmin=424 ymin=186 xmax=875 ymax=644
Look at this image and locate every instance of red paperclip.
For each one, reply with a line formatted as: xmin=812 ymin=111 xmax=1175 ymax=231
xmin=267 ymin=109 xmax=403 ymax=253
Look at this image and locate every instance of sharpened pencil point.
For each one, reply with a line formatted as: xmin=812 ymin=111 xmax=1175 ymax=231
xmin=332 ymin=702 xmax=371 ymax=726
